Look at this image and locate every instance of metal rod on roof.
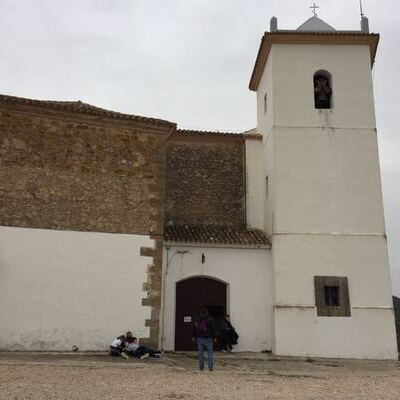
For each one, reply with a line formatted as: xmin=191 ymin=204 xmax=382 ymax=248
xmin=359 ymin=0 xmax=364 ymax=18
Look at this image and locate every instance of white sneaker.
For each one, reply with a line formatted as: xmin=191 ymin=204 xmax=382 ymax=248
xmin=140 ymin=353 xmax=150 ymax=360
xmin=221 ymin=349 xmax=227 ymax=353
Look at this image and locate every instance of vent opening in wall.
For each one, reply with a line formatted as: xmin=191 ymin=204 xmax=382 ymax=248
xmin=263 ymin=93 xmax=267 ymax=114
xmin=314 ymin=70 xmax=332 ymax=109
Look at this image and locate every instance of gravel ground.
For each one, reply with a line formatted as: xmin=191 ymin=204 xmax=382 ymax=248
xmin=0 ymin=352 xmax=399 ymax=400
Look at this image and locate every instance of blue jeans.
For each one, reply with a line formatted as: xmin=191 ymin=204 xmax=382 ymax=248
xmin=197 ymin=337 xmax=213 ymax=370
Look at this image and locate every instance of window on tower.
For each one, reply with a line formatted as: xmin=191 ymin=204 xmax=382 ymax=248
xmin=314 ymin=276 xmax=350 ymax=317
xmin=313 ymin=70 xmax=332 ymax=109
xmin=324 ymin=285 xmax=340 ymax=307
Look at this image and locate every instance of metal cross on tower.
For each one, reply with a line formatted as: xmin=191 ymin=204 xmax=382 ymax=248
xmin=310 ymin=3 xmax=320 ymax=17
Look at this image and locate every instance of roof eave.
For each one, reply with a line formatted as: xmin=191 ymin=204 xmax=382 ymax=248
xmin=0 ymin=94 xmax=176 ymax=128
xmin=249 ymin=31 xmax=380 ymax=92
xmin=164 ymin=240 xmax=271 ymax=250
xmin=176 ymin=129 xmax=243 ymax=138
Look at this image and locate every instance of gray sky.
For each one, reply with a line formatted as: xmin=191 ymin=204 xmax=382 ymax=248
xmin=1 ymin=0 xmax=399 ymax=295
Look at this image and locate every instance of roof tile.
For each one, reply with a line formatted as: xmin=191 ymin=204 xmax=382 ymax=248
xmin=165 ymin=224 xmax=270 ymax=247
xmin=177 ymin=129 xmax=242 ymax=137
xmin=0 ymin=94 xmax=174 ymax=127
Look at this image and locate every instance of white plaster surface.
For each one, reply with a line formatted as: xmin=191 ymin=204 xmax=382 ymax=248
xmin=256 ymin=49 xmax=275 ymax=236
xmin=245 ymin=140 xmax=264 ymax=230
xmin=162 ymin=245 xmax=272 ymax=352
xmin=257 ymin=46 xmax=274 ymax=141
xmin=274 ymin=308 xmax=397 ymax=359
xmin=271 ymin=233 xmax=398 ymax=359
xmin=273 ymin=234 xmax=394 ymax=308
xmin=0 ymin=226 xmax=153 ymax=351
xmin=271 ymin=44 xmax=376 ymax=129
xmin=269 ymin=223 xmax=397 ymax=360
xmin=273 ymin=126 xmax=386 ymax=235
xmin=252 ymin=41 xmax=398 ymax=359
xmin=262 ymin=133 xmax=275 ymax=236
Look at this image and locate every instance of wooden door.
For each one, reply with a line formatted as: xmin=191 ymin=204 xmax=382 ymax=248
xmin=175 ymin=277 xmax=227 ymax=351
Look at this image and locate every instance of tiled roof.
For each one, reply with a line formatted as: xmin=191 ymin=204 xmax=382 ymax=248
xmin=164 ymin=225 xmax=270 ymax=247
xmin=275 ymin=30 xmax=368 ymax=35
xmin=243 ymin=128 xmax=262 ymax=141
xmin=0 ymin=94 xmax=175 ymax=127
xmin=177 ymin=129 xmax=242 ymax=137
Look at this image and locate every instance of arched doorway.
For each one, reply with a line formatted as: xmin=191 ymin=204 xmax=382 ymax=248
xmin=175 ymin=277 xmax=227 ymax=351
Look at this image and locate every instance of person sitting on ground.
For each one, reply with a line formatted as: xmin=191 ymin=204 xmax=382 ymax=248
xmin=124 ymin=336 xmax=163 ymax=360
xmin=110 ymin=335 xmax=129 ymax=359
xmin=124 ymin=331 xmax=140 ymax=354
xmin=125 ymin=331 xmax=135 ymax=345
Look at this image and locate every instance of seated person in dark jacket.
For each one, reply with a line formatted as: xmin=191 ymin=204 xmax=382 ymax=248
xmin=220 ymin=314 xmax=239 ymax=352
xmin=124 ymin=331 xmax=163 ymax=359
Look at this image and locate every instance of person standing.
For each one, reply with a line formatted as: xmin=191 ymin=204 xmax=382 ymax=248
xmin=192 ymin=308 xmax=216 ymax=371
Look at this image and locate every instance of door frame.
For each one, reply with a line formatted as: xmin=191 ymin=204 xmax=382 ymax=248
xmin=173 ymin=275 xmax=230 ymax=351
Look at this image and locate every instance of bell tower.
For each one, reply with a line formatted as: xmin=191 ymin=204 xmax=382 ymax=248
xmin=249 ymin=13 xmax=398 ymax=359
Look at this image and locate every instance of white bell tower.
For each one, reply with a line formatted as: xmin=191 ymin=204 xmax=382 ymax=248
xmin=249 ymin=14 xmax=398 ymax=359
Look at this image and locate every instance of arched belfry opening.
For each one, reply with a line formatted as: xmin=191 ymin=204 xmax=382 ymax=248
xmin=313 ymin=70 xmax=333 ymax=109
xmin=175 ymin=276 xmax=227 ymax=351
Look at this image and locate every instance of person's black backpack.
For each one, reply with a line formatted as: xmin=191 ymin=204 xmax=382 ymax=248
xmin=197 ymin=318 xmax=210 ymax=336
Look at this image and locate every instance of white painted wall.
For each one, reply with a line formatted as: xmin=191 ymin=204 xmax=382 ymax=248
xmin=245 ymin=139 xmax=264 ymax=230
xmin=162 ymin=245 xmax=272 ymax=352
xmin=271 ymin=233 xmax=397 ymax=359
xmin=253 ymin=40 xmax=398 ymax=359
xmin=273 ymin=234 xmax=394 ymax=307
xmin=0 ymin=226 xmax=153 ymax=351
xmin=274 ymin=307 xmax=397 ymax=359
xmin=257 ymin=46 xmax=274 ymax=140
xmin=273 ymin=126 xmax=386 ymax=235
xmin=262 ymin=133 xmax=275 ymax=236
xmin=255 ymin=48 xmax=276 ymax=237
xmin=271 ymin=44 xmax=376 ymax=129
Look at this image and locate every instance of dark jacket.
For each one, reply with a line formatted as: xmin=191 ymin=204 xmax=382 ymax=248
xmin=223 ymin=319 xmax=239 ymax=345
xmin=192 ymin=317 xmax=215 ymax=339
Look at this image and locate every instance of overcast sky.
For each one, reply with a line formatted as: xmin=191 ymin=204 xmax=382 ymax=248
xmin=0 ymin=0 xmax=399 ymax=295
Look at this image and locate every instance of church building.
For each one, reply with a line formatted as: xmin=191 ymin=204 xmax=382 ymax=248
xmin=0 ymin=14 xmax=397 ymax=359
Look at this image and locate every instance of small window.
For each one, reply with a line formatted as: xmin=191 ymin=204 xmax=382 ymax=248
xmin=324 ymin=286 xmax=340 ymax=307
xmin=314 ymin=276 xmax=350 ymax=317
xmin=265 ymin=176 xmax=269 ymax=197
xmin=263 ymin=93 xmax=267 ymax=114
xmin=314 ymin=70 xmax=332 ymax=109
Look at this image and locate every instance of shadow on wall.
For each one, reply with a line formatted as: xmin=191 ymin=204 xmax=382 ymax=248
xmin=393 ymin=296 xmax=400 ymax=352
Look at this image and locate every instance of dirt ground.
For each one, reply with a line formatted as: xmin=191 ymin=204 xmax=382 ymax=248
xmin=0 ymin=352 xmax=399 ymax=400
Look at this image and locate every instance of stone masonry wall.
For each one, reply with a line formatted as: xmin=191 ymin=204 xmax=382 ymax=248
xmin=165 ymin=131 xmax=245 ymax=227
xmin=0 ymin=104 xmax=173 ymax=235
xmin=0 ymin=100 xmax=175 ymax=349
